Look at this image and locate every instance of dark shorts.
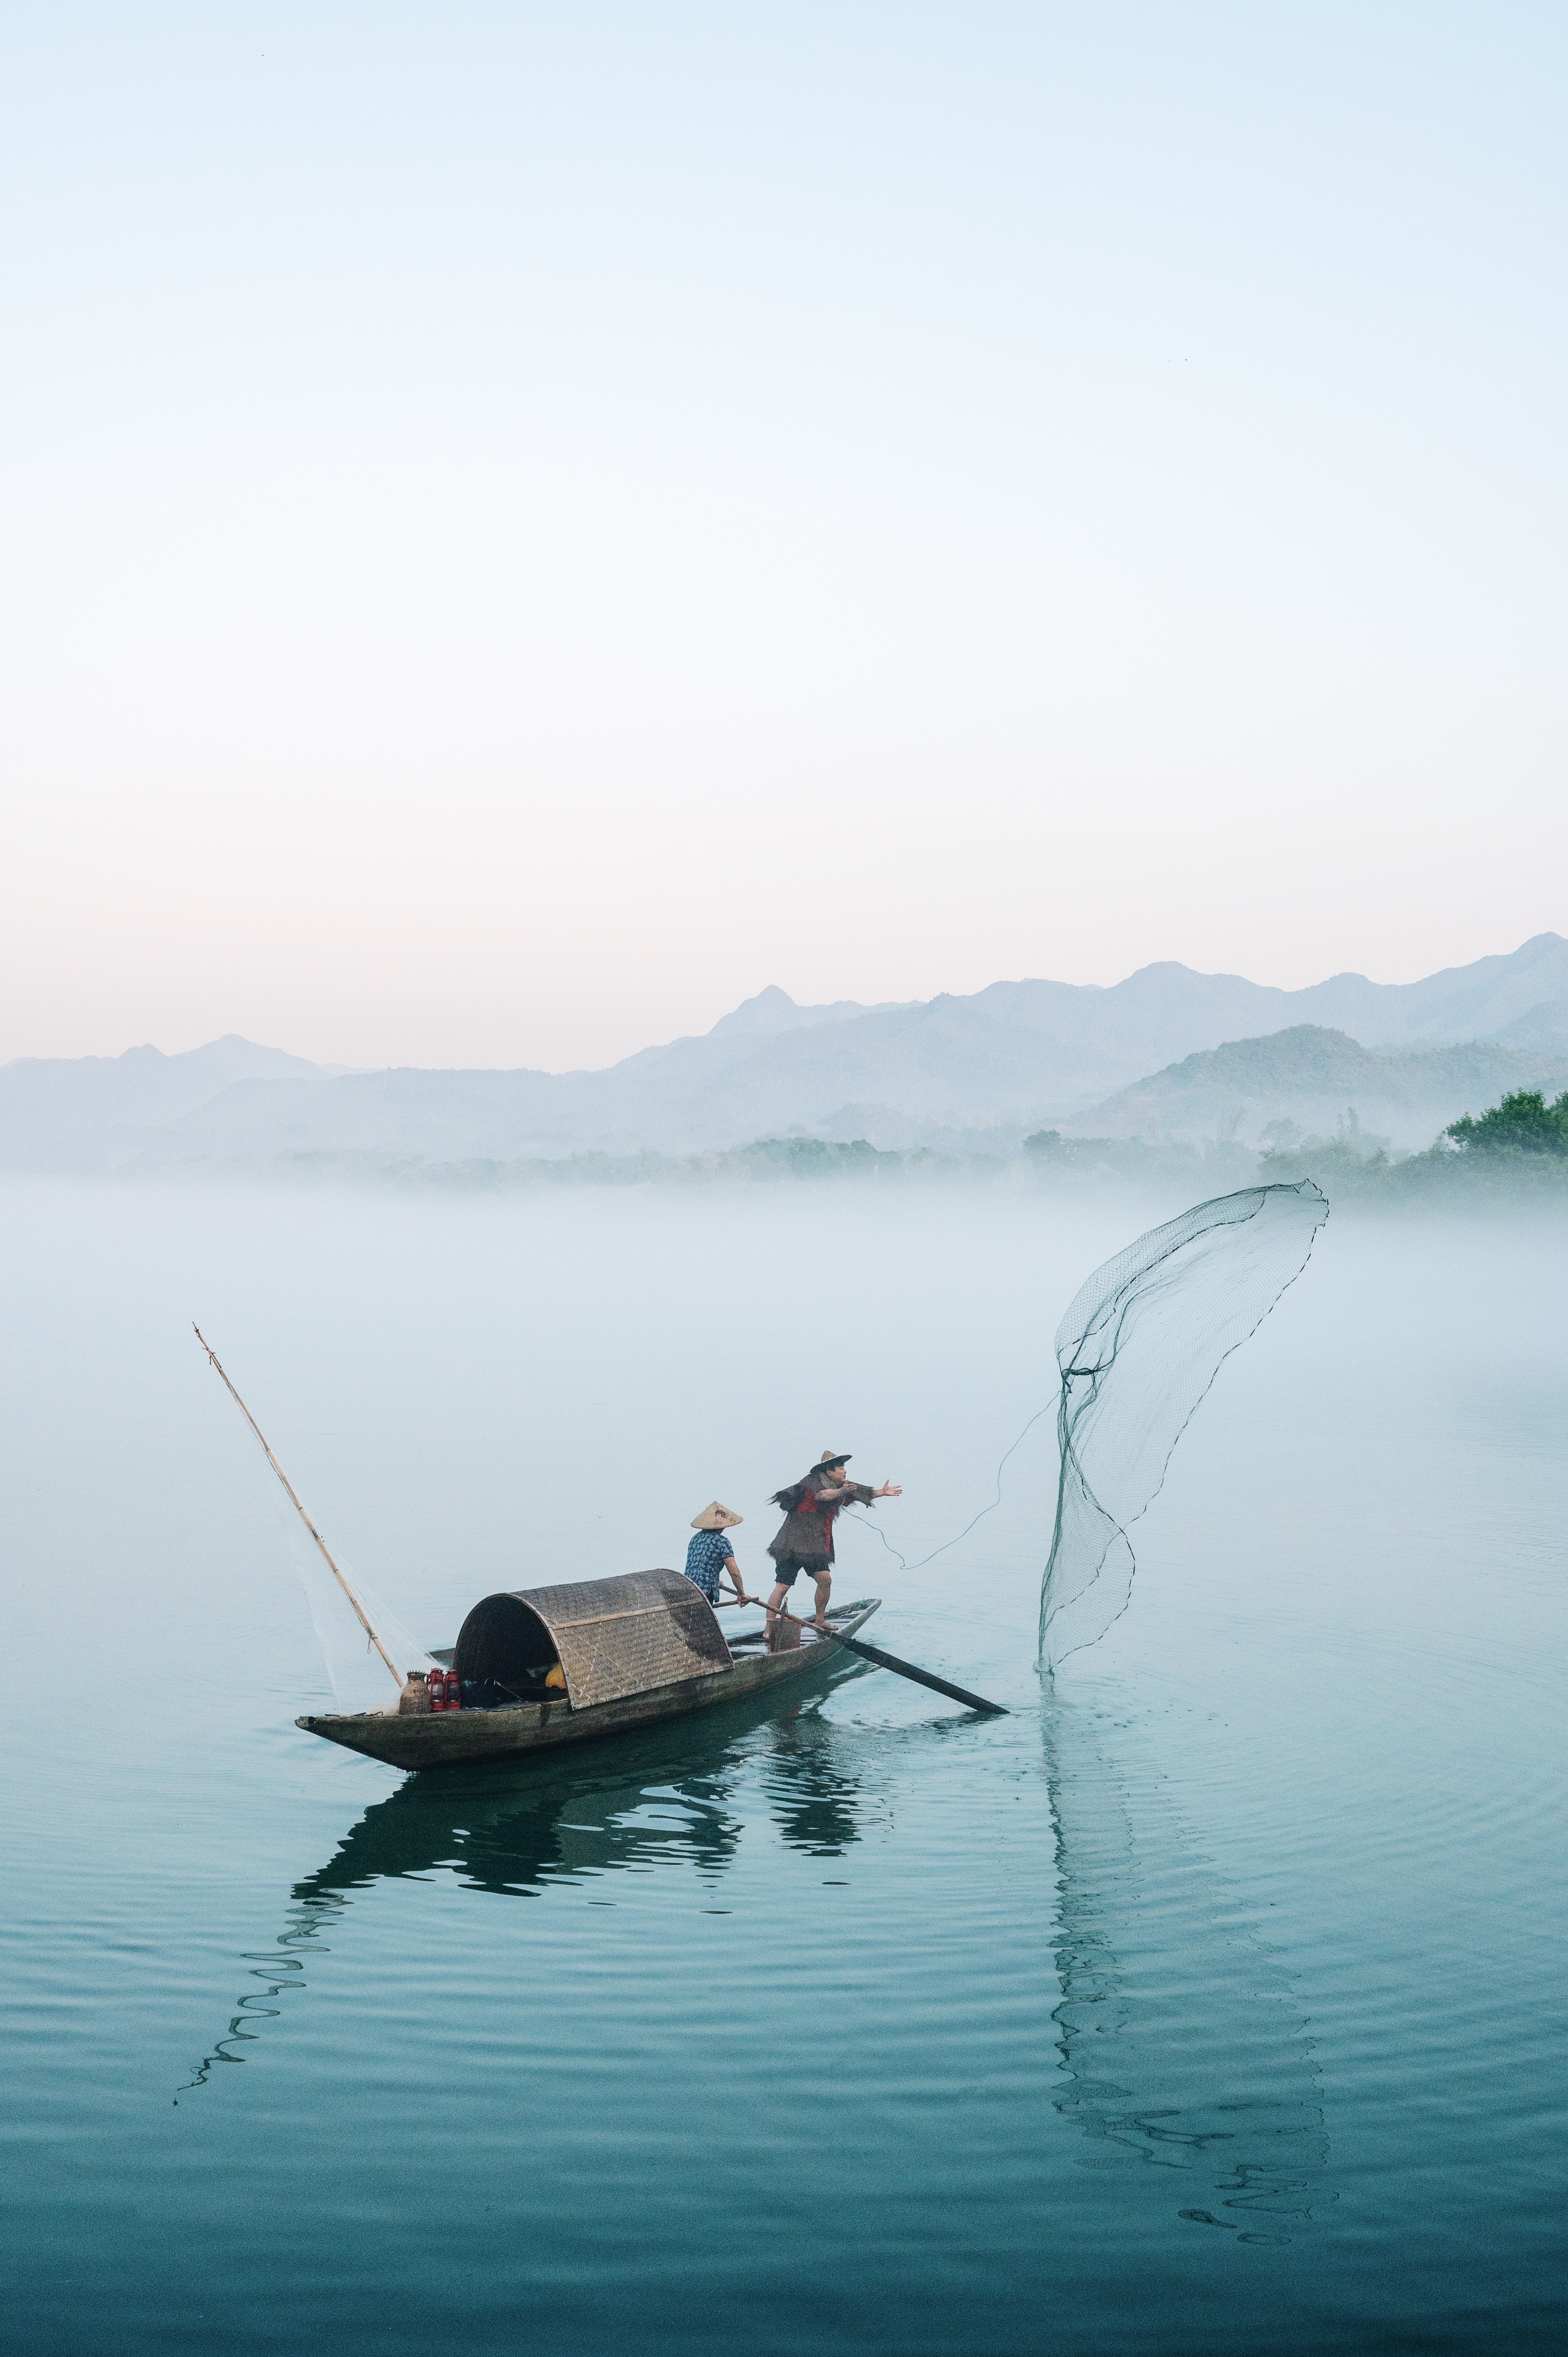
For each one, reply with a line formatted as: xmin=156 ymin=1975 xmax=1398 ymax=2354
xmin=772 ymin=1557 xmax=829 ymax=1588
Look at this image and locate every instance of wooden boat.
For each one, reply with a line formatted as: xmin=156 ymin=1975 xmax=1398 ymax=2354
xmin=297 ymin=1568 xmax=882 ymax=1772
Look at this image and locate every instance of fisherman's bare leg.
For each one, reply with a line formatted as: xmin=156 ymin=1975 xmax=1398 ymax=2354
xmin=813 ymin=1570 xmax=832 ymax=1631
xmin=766 ymin=1581 xmax=790 ymax=1650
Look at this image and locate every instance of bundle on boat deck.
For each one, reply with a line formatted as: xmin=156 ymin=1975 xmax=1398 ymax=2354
xmin=297 ymin=1568 xmax=882 ymax=1770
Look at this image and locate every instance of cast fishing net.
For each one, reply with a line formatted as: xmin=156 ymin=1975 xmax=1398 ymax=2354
xmin=270 ymin=1487 xmax=438 ymax=1714
xmin=195 ymin=1325 xmax=439 ymax=1713
xmin=1039 ymin=1179 xmax=1328 ymax=1669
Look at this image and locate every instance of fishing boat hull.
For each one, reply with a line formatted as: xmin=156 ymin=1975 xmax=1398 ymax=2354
xmin=296 ymin=1599 xmax=882 ymax=1771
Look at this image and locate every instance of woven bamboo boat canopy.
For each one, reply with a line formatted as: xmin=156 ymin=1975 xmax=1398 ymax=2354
xmin=452 ymin=1569 xmax=733 ymax=1709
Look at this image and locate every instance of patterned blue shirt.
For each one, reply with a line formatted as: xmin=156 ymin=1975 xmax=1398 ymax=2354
xmin=683 ymin=1527 xmax=736 ymax=1602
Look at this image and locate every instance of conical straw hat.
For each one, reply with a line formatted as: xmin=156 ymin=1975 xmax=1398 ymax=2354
xmin=691 ymin=1501 xmax=743 ymax=1531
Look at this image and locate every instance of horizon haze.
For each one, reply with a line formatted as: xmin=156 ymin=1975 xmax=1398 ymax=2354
xmin=5 ymin=5 xmax=1568 ymax=1069
xmin=8 ymin=929 xmax=1566 ymax=1168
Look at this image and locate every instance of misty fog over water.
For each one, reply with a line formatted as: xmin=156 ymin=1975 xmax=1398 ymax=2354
xmin=3 ymin=1173 xmax=1566 ymax=2352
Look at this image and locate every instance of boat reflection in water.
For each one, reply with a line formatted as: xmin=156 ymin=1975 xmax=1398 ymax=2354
xmin=755 ymin=1705 xmax=867 ymax=1857
xmin=1044 ymin=1690 xmax=1335 ymax=2242
xmin=180 ymin=1682 xmax=870 ymax=2092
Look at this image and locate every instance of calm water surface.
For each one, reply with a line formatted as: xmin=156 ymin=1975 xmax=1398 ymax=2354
xmin=3 ymin=1176 xmax=1565 ymax=2354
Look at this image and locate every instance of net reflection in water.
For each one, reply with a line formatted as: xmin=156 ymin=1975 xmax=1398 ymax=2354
xmin=1044 ymin=1695 xmax=1334 ymax=2242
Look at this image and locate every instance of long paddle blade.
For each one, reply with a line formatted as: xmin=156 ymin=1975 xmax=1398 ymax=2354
xmin=826 ymin=1629 xmax=1009 ymax=1716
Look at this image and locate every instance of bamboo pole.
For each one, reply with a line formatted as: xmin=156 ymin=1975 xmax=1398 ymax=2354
xmin=193 ymin=1325 xmax=404 ymax=1692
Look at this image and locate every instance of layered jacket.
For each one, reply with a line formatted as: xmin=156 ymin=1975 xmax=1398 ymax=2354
xmin=767 ymin=1472 xmax=876 ymax=1567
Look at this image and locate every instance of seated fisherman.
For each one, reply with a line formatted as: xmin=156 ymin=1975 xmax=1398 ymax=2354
xmin=683 ymin=1503 xmax=747 ymax=1605
xmin=765 ymin=1449 xmax=902 ymax=1642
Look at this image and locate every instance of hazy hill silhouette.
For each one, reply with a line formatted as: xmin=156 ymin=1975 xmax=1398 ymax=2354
xmin=0 ymin=1036 xmax=332 ymax=1172
xmin=1080 ymin=1024 xmax=1568 ymax=1150
xmin=5 ymin=935 xmax=1568 ymax=1169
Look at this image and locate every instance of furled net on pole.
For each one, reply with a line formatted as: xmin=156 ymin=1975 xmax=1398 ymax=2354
xmin=1039 ymin=1180 xmax=1329 ymax=1668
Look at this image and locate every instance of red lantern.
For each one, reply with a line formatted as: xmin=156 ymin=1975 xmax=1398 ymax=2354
xmin=444 ymin=1669 xmax=461 ymax=1711
xmin=427 ymin=1667 xmax=446 ymax=1712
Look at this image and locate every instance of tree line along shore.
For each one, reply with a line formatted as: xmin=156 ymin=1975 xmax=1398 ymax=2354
xmin=188 ymin=1086 xmax=1568 ymax=1203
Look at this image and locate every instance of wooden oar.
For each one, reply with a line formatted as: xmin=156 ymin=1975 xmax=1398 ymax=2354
xmin=731 ymin=1593 xmax=1008 ymax=1716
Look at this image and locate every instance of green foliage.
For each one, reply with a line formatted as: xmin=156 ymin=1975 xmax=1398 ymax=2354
xmin=1256 ymin=1136 xmax=1391 ymax=1193
xmin=277 ymin=1092 xmax=1568 ymax=1204
xmin=1446 ymin=1089 xmax=1568 ymax=1156
xmin=738 ymin=1136 xmax=894 ymax=1175
xmin=1022 ymin=1127 xmax=1256 ymax=1185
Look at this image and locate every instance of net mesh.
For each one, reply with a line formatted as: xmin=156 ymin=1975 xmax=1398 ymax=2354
xmin=1039 ymin=1179 xmax=1328 ymax=1668
xmin=270 ymin=1488 xmax=438 ymax=1713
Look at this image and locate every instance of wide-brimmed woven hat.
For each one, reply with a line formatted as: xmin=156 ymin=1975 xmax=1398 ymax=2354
xmin=813 ymin=1449 xmax=851 ymax=1471
xmin=690 ymin=1501 xmax=743 ymax=1531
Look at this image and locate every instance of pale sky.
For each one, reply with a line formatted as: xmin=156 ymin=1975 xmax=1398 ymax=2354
xmin=4 ymin=3 xmax=1565 ymax=1071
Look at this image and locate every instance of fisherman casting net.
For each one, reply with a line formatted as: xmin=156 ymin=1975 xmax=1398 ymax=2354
xmin=1039 ymin=1179 xmax=1328 ymax=1669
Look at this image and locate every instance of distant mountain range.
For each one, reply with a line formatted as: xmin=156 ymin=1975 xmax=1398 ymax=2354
xmin=5 ymin=934 xmax=1568 ymax=1173
xmin=0 ymin=1035 xmax=335 ymax=1171
xmin=1079 ymin=1026 xmax=1568 ymax=1152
